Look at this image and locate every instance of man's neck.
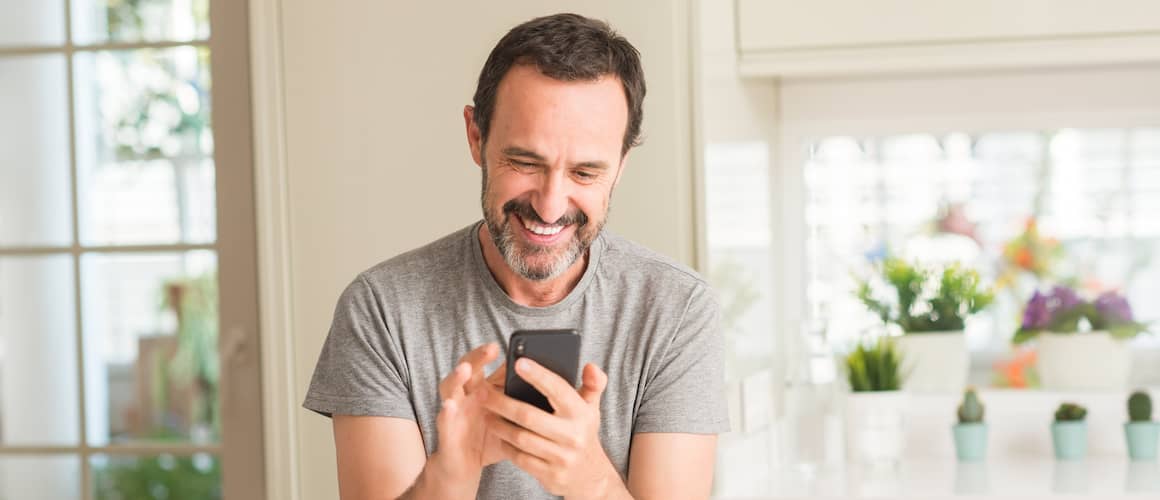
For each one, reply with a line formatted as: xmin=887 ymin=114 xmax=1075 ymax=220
xmin=478 ymin=224 xmax=588 ymax=308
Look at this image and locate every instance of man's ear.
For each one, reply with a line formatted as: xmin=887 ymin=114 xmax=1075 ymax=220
xmin=464 ymin=105 xmax=483 ymax=168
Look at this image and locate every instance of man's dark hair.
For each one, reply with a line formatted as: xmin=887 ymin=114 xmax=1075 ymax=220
xmin=472 ymin=13 xmax=645 ymax=156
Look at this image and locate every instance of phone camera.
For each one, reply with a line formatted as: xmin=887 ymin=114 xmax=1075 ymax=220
xmin=515 ymin=340 xmax=525 ymax=355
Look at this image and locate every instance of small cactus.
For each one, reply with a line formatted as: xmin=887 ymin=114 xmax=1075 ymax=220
xmin=957 ymin=387 xmax=985 ymax=423
xmin=1055 ymin=402 xmax=1087 ymax=422
xmin=1128 ymin=391 xmax=1153 ymax=422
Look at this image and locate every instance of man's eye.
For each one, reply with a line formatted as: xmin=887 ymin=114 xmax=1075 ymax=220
xmin=574 ymin=170 xmax=596 ymax=180
xmin=511 ymin=159 xmax=536 ymax=168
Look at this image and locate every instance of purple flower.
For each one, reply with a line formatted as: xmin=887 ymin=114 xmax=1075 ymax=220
xmin=1021 ymin=286 xmax=1084 ymax=331
xmin=1021 ymin=290 xmax=1052 ymax=330
xmin=1094 ymin=291 xmax=1134 ymax=325
xmin=1048 ymin=286 xmax=1082 ymax=312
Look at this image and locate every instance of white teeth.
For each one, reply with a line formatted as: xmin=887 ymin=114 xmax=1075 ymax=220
xmin=521 ymin=218 xmax=564 ymax=236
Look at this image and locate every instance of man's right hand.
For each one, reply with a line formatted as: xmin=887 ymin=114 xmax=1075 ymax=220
xmin=430 ymin=343 xmax=507 ymax=482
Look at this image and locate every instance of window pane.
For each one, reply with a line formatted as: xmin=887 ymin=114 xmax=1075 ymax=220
xmin=0 ymin=0 xmax=65 ymax=47
xmin=91 ymin=453 xmax=220 ymax=500
xmin=74 ymin=47 xmax=216 ymax=246
xmin=0 ymin=456 xmax=82 ymax=500
xmin=0 ymin=55 xmax=73 ymax=247
xmin=81 ymin=251 xmax=219 ymax=446
xmin=0 ymin=255 xmax=80 ymax=446
xmin=803 ymin=127 xmax=1160 ymax=367
xmin=72 ymin=0 xmax=209 ymax=44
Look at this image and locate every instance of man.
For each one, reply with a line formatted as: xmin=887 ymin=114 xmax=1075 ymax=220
xmin=304 ymin=13 xmax=728 ymax=500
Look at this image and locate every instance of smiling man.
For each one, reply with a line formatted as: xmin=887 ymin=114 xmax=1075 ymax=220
xmin=303 ymin=13 xmax=728 ymax=500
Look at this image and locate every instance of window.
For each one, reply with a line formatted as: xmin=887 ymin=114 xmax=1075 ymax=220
xmin=804 ymin=128 xmax=1160 ymax=354
xmin=0 ymin=0 xmax=260 ymax=498
xmin=703 ymin=66 xmax=1160 ymax=392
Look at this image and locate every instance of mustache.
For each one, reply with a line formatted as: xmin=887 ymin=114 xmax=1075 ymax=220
xmin=503 ymin=199 xmax=588 ymax=227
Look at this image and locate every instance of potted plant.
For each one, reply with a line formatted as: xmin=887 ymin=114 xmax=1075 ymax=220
xmin=1014 ymin=286 xmax=1149 ymax=390
xmin=857 ymin=258 xmax=993 ymax=392
xmin=1125 ymin=390 xmax=1159 ymax=461
xmin=953 ymin=388 xmax=987 ymax=461
xmin=1052 ymin=402 xmax=1088 ymax=461
xmin=843 ymin=339 xmax=907 ymax=465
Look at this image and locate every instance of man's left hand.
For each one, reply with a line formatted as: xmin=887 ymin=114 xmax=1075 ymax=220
xmin=482 ymin=360 xmax=629 ymax=500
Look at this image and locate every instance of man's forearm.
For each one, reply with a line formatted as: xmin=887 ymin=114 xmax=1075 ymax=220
xmin=567 ymin=459 xmax=634 ymax=500
xmin=396 ymin=452 xmax=481 ymax=500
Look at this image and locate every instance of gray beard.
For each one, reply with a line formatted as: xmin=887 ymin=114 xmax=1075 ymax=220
xmin=480 ymin=166 xmax=599 ymax=282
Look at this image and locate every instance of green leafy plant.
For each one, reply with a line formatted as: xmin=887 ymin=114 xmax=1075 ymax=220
xmin=1055 ymin=402 xmax=1088 ymax=422
xmin=1129 ymin=391 xmax=1153 ymax=422
xmin=958 ymin=387 xmax=985 ymax=424
xmin=857 ymin=258 xmax=994 ymax=333
xmin=94 ymin=450 xmax=221 ymax=500
xmin=844 ymin=339 xmax=904 ymax=392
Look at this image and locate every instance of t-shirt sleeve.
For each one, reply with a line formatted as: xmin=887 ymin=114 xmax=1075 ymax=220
xmin=633 ymin=282 xmax=730 ymax=434
xmin=302 ymin=274 xmax=415 ymax=420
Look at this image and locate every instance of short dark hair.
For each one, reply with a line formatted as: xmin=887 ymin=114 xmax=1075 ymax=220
xmin=472 ymin=13 xmax=645 ymax=156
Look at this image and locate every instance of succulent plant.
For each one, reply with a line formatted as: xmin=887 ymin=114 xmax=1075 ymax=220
xmin=844 ymin=338 xmax=903 ymax=392
xmin=957 ymin=387 xmax=985 ymax=424
xmin=1054 ymin=402 xmax=1088 ymax=422
xmin=1128 ymin=391 xmax=1153 ymax=422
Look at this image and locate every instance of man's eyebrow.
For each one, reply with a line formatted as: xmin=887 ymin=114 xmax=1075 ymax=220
xmin=501 ymin=146 xmax=547 ymax=162
xmin=501 ymin=146 xmax=610 ymax=171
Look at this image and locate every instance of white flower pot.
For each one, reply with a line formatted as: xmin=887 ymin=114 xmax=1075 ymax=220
xmin=892 ymin=331 xmax=968 ymax=393
xmin=845 ymin=391 xmax=908 ymax=465
xmin=1037 ymin=331 xmax=1131 ymax=391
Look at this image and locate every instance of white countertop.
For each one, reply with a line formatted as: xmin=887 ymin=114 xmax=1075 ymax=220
xmin=716 ymin=459 xmax=1160 ymax=499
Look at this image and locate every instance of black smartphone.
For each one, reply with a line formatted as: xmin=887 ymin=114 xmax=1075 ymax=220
xmin=504 ymin=329 xmax=581 ymax=413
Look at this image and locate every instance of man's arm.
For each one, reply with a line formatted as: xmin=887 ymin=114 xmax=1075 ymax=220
xmin=626 ymin=433 xmax=718 ymax=500
xmin=333 ymin=416 xmax=426 ymax=500
xmin=333 ymin=416 xmax=482 ymax=500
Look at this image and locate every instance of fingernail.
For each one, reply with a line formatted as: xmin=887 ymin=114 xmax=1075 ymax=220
xmin=516 ymin=358 xmax=530 ymax=372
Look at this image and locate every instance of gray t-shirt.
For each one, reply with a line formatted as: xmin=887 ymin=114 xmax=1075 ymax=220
xmin=303 ymin=221 xmax=729 ymax=499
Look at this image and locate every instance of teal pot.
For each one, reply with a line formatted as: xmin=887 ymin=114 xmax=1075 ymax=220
xmin=1125 ymin=422 xmax=1160 ymax=461
xmin=952 ymin=423 xmax=988 ymax=462
xmin=1052 ymin=422 xmax=1088 ymax=461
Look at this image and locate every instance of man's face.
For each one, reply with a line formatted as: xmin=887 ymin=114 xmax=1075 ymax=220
xmin=466 ymin=64 xmax=629 ymax=281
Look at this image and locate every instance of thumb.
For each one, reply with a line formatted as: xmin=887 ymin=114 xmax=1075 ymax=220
xmin=578 ymin=363 xmax=607 ymax=406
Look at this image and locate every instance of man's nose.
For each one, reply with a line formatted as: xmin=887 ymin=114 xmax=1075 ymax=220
xmin=531 ymin=170 xmax=570 ymax=224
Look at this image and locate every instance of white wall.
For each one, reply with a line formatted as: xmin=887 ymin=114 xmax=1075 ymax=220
xmin=260 ymin=1 xmax=696 ymax=497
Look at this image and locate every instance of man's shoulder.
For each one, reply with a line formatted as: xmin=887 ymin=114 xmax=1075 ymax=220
xmin=597 ymin=230 xmax=708 ymax=291
xmin=356 ymin=222 xmax=477 ymax=290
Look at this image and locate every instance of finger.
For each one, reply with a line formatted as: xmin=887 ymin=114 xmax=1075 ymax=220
xmin=577 ymin=363 xmax=608 ymax=406
xmin=498 ymin=438 xmax=552 ymax=480
xmin=438 ymin=362 xmax=472 ymax=400
xmin=485 ymin=362 xmax=507 ymax=388
xmin=480 ymin=384 xmax=572 ymax=443
xmin=486 ymin=414 xmax=565 ymax=464
xmin=436 ymin=397 xmax=460 ymax=439
xmin=458 ymin=343 xmax=500 ymax=374
xmin=513 ymin=358 xmax=583 ymax=415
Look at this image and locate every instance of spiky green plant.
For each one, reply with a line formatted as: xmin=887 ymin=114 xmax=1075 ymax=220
xmin=1128 ymin=391 xmax=1153 ymax=422
xmin=857 ymin=259 xmax=994 ymax=333
xmin=958 ymin=387 xmax=985 ymax=424
xmin=1055 ymin=402 xmax=1088 ymax=422
xmin=844 ymin=339 xmax=903 ymax=392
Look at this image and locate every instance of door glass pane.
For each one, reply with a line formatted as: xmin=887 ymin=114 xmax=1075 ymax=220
xmin=0 ymin=255 xmax=80 ymax=446
xmin=73 ymin=47 xmax=215 ymax=246
xmin=81 ymin=251 xmax=218 ymax=446
xmin=0 ymin=55 xmax=73 ymax=247
xmin=91 ymin=453 xmax=220 ymax=500
xmin=0 ymin=456 xmax=82 ymax=500
xmin=72 ymin=0 xmax=210 ymax=45
xmin=0 ymin=0 xmax=65 ymax=47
